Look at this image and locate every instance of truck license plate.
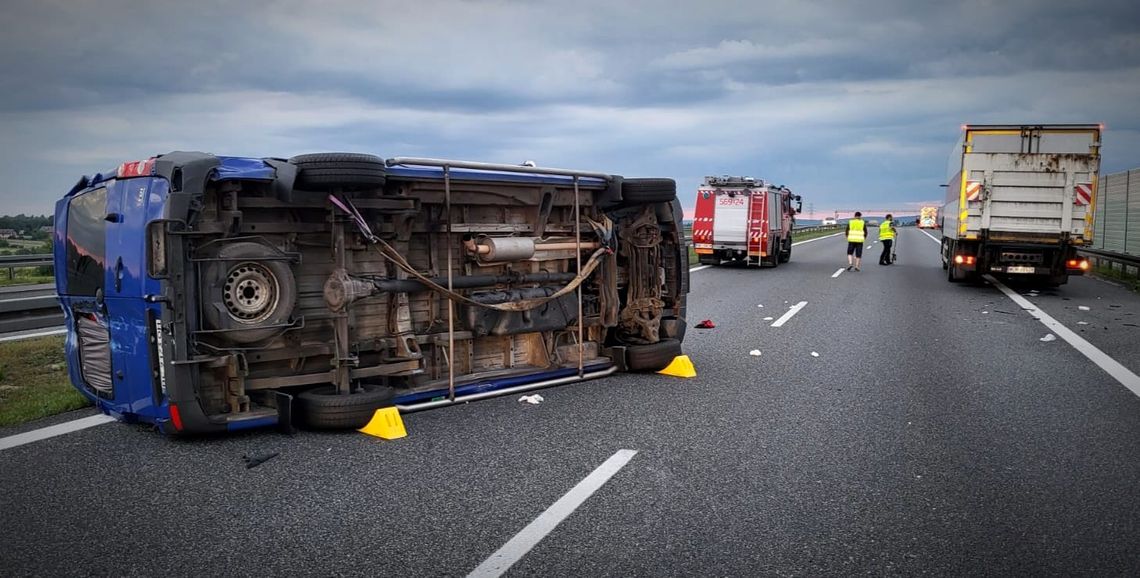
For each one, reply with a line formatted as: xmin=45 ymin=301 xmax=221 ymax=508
xmin=1007 ymin=266 xmax=1035 ymax=274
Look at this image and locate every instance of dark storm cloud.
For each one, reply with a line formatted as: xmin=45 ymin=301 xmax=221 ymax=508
xmin=1 ymin=0 xmax=1138 ymax=216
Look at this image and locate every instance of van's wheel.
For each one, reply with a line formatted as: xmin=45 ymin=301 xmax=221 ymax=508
xmin=298 ymin=384 xmax=397 ymax=430
xmin=201 ymin=242 xmax=297 ymax=344
xmin=620 ymin=178 xmax=677 ymax=205
xmin=289 ymin=152 xmax=387 ymax=190
xmin=626 ymin=339 xmax=682 ymax=371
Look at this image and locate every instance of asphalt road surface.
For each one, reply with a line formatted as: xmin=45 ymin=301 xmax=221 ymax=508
xmin=3 ymin=227 xmax=1139 ymax=576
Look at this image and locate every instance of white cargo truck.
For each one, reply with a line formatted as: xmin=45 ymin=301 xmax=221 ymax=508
xmin=941 ymin=124 xmax=1100 ymax=285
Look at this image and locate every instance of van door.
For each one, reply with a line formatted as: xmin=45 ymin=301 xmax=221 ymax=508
xmin=61 ymin=186 xmax=115 ymax=401
xmin=103 ymin=177 xmax=166 ymax=417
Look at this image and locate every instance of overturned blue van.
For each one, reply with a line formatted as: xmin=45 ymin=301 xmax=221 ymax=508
xmin=54 ymin=152 xmax=689 ymax=434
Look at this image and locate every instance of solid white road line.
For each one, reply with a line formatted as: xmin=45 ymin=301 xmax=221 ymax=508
xmin=831 ymin=268 xmax=845 ymax=278
xmin=468 ymin=449 xmax=638 ymax=578
xmin=688 ymin=264 xmax=711 ymax=273
xmin=0 ymin=328 xmax=67 ymax=343
xmin=771 ymin=301 xmax=808 ymax=327
xmin=987 ymin=275 xmax=1140 ymax=398
xmin=919 ymin=229 xmax=941 ymax=244
xmin=0 ymin=414 xmax=116 ymax=452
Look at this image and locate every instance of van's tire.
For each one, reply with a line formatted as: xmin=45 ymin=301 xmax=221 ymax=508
xmin=626 ymin=339 xmax=682 ymax=371
xmin=201 ymin=242 xmax=297 ymax=344
xmin=289 ymin=152 xmax=387 ymax=190
xmin=621 ymin=178 xmax=676 ymax=205
xmin=298 ymin=384 xmax=397 ymax=430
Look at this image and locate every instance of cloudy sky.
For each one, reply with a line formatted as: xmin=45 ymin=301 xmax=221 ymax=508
xmin=2 ymin=0 xmax=1138 ymax=219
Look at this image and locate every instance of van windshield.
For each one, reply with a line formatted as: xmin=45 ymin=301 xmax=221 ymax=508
xmin=65 ymin=187 xmax=107 ymax=296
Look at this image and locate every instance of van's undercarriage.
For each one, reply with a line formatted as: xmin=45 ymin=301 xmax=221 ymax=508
xmin=160 ymin=154 xmax=688 ymax=429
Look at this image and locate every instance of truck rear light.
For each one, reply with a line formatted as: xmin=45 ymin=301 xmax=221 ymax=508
xmin=954 ymin=255 xmax=976 ymax=265
xmin=1066 ymin=259 xmax=1089 ymax=271
xmin=118 ymin=158 xmax=155 ymax=178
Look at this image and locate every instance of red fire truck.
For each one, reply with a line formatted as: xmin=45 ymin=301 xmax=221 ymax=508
xmin=692 ymin=176 xmax=802 ymax=266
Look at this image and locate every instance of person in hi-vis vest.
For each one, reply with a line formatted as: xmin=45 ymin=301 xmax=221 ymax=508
xmin=878 ymin=214 xmax=896 ymax=266
xmin=845 ymin=211 xmax=866 ymax=271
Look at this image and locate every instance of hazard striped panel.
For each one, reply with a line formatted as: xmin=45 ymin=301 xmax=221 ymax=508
xmin=1074 ymin=182 xmax=1093 ymax=206
xmin=965 ymin=181 xmax=982 ymax=202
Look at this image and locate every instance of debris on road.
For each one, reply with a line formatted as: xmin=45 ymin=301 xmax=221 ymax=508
xmin=695 ymin=319 xmax=716 ymax=329
xmin=763 ymin=317 xmax=774 ymax=321
xmin=1077 ymin=321 xmax=1089 ymax=325
xmin=749 ymin=350 xmax=762 ymax=357
xmin=1040 ymin=334 xmax=1057 ymax=342
xmin=242 ymin=452 xmax=280 ymax=469
xmin=982 ymin=311 xmax=989 ymax=315
xmin=757 ymin=304 xmax=764 ymax=308
xmin=993 ymin=309 xmax=1015 ymax=315
xmin=1079 ymin=306 xmax=1091 ymax=311
xmin=811 ymin=351 xmax=820 ymax=357
xmin=518 ymin=394 xmax=544 ymax=405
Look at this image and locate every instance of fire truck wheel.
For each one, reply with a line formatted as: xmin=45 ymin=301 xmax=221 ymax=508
xmin=289 ymin=152 xmax=387 ymax=190
xmin=626 ymin=339 xmax=682 ymax=371
xmin=778 ymin=238 xmax=791 ymax=263
xmin=202 ymin=242 xmax=297 ymax=344
xmin=620 ymin=178 xmax=676 ymax=205
xmin=298 ymin=384 xmax=397 ymax=430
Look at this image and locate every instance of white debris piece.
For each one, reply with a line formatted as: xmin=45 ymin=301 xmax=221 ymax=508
xmin=982 ymin=311 xmax=989 ymax=315
xmin=1077 ymin=321 xmax=1089 ymax=325
xmin=1078 ymin=306 xmax=1091 ymax=311
xmin=1039 ymin=334 xmax=1056 ymax=342
xmin=518 ymin=394 xmax=544 ymax=405
xmin=811 ymin=351 xmax=820 ymax=357
xmin=763 ymin=317 xmax=774 ymax=321
xmin=749 ymin=350 xmax=762 ymax=357
xmin=757 ymin=304 xmax=764 ymax=308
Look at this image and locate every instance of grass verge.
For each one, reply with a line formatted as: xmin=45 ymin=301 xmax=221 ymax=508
xmin=0 ymin=335 xmax=91 ymax=427
xmin=1093 ymin=265 xmax=1140 ymax=293
xmin=0 ymin=273 xmax=54 ymax=287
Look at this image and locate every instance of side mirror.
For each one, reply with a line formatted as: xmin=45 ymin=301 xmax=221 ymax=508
xmin=796 ymin=201 xmax=803 ymax=214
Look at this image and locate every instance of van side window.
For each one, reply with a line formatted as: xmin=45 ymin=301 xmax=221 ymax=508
xmin=66 ymin=187 xmax=107 ymax=296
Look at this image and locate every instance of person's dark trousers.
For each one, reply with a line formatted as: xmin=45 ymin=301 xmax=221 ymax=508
xmin=879 ymin=239 xmax=893 ymax=264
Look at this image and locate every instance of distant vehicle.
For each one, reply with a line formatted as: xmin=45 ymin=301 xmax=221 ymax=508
xmin=53 ymin=152 xmax=689 ymax=434
xmin=691 ymin=176 xmax=802 ymax=267
xmin=941 ymin=124 xmax=1099 ymax=285
xmin=918 ymin=206 xmax=938 ymax=229
xmin=821 ymin=217 xmax=837 ymax=226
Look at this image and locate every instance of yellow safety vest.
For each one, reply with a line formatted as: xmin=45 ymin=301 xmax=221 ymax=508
xmin=847 ymin=219 xmax=865 ymax=243
xmin=879 ymin=220 xmax=894 ymax=240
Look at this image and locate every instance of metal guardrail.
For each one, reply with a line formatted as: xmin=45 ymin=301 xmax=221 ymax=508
xmin=1 ymin=253 xmax=53 ymax=280
xmin=1078 ymin=247 xmax=1140 ymax=278
xmin=0 ymin=283 xmax=62 ymax=336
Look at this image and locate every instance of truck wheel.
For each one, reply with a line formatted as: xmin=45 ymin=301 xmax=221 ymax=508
xmin=620 ymin=178 xmax=676 ymax=205
xmin=298 ymin=384 xmax=397 ymax=430
xmin=778 ymin=238 xmax=791 ymax=263
xmin=289 ymin=152 xmax=387 ymax=190
xmin=201 ymin=242 xmax=297 ymax=344
xmin=626 ymin=339 xmax=683 ymax=371
xmin=947 ymin=264 xmax=960 ymax=283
